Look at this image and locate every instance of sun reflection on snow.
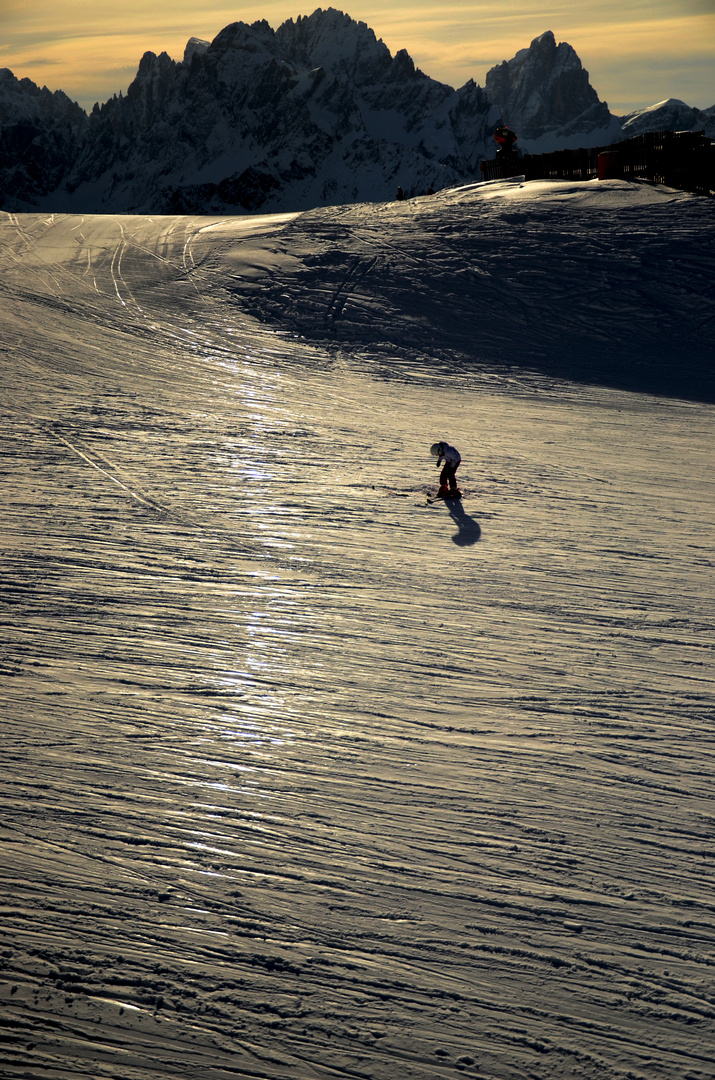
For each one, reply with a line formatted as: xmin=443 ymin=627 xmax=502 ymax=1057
xmin=216 ymin=715 xmax=287 ymax=748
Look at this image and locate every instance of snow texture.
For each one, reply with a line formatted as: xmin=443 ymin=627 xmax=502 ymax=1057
xmin=1 ymin=181 xmax=714 ymax=1080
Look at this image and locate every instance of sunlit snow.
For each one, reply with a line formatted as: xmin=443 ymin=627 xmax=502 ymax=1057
xmin=1 ymin=179 xmax=713 ymax=1080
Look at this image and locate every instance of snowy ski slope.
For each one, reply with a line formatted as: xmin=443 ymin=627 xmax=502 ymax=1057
xmin=0 ymin=180 xmax=714 ymax=1080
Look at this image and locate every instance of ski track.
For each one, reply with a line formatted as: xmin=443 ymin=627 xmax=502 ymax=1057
xmin=225 ymin=180 xmax=715 ymax=401
xmin=0 ymin=188 xmax=714 ymax=1080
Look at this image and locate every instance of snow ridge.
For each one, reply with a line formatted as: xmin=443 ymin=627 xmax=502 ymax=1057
xmin=620 ymin=97 xmax=715 ymax=138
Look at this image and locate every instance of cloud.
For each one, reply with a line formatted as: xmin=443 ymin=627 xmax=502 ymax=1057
xmin=0 ymin=1 xmax=713 ymax=111
xmin=12 ymin=57 xmax=63 ymax=67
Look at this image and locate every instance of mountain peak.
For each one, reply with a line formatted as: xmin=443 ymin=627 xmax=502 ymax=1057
xmin=485 ymin=30 xmax=613 ymax=143
xmin=183 ymin=37 xmax=210 ymax=65
xmin=1 ymin=11 xmax=705 ymax=214
xmin=620 ymin=96 xmax=715 ymax=137
xmin=208 ymin=19 xmax=276 ymax=60
xmin=530 ymin=30 xmax=556 ymax=49
xmin=276 ymin=7 xmax=391 ymax=78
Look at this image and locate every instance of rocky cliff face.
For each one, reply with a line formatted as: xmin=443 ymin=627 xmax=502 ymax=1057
xmin=0 ymin=68 xmax=88 ymax=206
xmin=59 ymin=10 xmax=487 ymax=213
xmin=485 ymin=31 xmax=621 ymax=149
xmin=1 ymin=10 xmax=710 ymax=214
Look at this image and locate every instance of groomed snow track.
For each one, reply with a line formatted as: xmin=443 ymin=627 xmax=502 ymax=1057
xmin=1 ymin=184 xmax=714 ymax=1080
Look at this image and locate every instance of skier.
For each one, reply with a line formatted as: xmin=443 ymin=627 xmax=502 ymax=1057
xmin=430 ymin=441 xmax=461 ymax=497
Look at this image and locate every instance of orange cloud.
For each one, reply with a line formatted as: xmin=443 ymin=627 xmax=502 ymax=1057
xmin=1 ymin=2 xmax=713 ymax=112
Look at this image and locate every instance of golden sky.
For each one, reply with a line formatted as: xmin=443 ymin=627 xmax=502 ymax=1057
xmin=2 ymin=1 xmax=714 ymax=115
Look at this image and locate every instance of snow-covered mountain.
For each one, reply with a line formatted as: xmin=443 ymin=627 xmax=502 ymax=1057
xmin=0 ymin=9 xmax=712 ymax=213
xmin=620 ymin=97 xmax=715 ymax=138
xmin=485 ymin=30 xmax=621 ymax=150
xmin=0 ymin=68 xmax=88 ymax=204
xmin=51 ymin=9 xmax=499 ymax=214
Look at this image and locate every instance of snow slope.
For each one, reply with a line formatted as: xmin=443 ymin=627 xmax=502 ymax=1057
xmin=0 ymin=183 xmax=714 ymax=1080
xmin=218 ymin=178 xmax=714 ymax=400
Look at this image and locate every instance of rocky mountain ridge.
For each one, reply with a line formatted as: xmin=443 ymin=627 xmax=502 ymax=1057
xmin=619 ymin=97 xmax=715 ymax=139
xmin=0 ymin=68 xmax=89 ymax=206
xmin=1 ymin=9 xmax=712 ymax=213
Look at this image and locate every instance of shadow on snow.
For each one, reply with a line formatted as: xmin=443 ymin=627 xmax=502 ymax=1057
xmin=445 ymin=499 xmax=481 ymax=546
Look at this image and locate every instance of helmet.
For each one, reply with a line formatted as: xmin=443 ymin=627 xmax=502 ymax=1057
xmin=430 ymin=442 xmax=443 ymax=457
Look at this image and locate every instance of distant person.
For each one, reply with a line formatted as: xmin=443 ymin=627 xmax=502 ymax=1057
xmin=426 ymin=185 xmax=435 ymax=195
xmin=494 ymin=125 xmax=517 ymax=155
xmin=396 ymin=185 xmax=405 ymax=200
xmin=430 ymin=440 xmax=461 ymax=497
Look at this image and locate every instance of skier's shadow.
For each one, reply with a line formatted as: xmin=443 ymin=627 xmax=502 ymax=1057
xmin=446 ymin=498 xmax=481 ymax=546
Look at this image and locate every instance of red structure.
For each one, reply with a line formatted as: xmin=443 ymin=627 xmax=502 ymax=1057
xmin=494 ymin=126 xmax=518 ymax=155
xmin=480 ymin=130 xmax=713 ymax=195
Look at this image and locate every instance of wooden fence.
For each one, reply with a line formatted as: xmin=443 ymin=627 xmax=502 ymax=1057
xmin=480 ymin=130 xmax=714 ymax=196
